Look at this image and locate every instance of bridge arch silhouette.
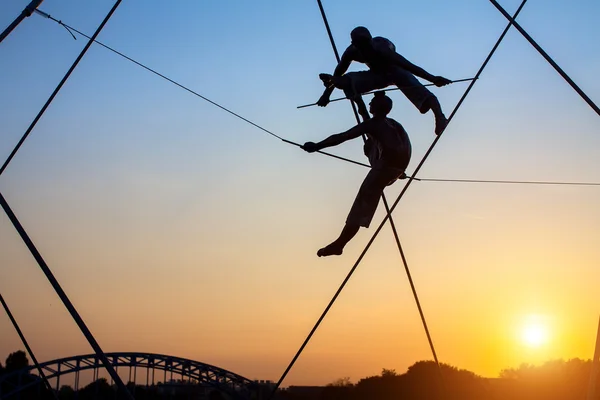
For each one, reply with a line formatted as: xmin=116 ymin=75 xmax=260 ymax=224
xmin=0 ymin=352 xmax=261 ymax=399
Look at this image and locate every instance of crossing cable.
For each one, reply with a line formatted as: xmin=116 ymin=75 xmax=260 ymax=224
xmin=489 ymin=0 xmax=600 ymax=117
xmin=0 ymin=293 xmax=58 ymax=399
xmin=29 ymin=9 xmax=369 ymax=171
xmin=28 ymin=10 xmax=597 ymax=187
xmin=317 ymin=0 xmax=445 ymax=393
xmin=269 ymin=0 xmax=528 ymax=395
xmin=1 ymin=2 xmax=120 ymax=176
xmin=297 ymin=77 xmax=476 ymax=109
xmin=0 ymin=191 xmax=133 ymax=400
xmin=0 ymin=0 xmax=44 ymax=44
xmin=270 ymin=2 xmax=449 ymax=397
xmin=0 ymin=2 xmax=133 ymax=399
xmin=413 ymin=177 xmax=600 ymax=186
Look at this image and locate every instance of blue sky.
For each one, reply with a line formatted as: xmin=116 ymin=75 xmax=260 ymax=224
xmin=1 ymin=0 xmax=599 ymax=387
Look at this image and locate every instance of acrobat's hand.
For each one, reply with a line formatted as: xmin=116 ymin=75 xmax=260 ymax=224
xmin=317 ymin=93 xmax=330 ymax=107
xmin=433 ymin=76 xmax=452 ymax=87
xmin=301 ymin=142 xmax=320 ymax=153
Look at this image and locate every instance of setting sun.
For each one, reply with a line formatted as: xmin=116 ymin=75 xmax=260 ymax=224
xmin=521 ymin=318 xmax=550 ymax=348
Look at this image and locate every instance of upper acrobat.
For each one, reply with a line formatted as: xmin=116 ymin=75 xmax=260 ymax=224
xmin=317 ymin=26 xmax=452 ymax=135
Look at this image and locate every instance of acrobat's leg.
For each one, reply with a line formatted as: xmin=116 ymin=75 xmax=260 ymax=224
xmin=317 ymin=167 xmax=399 ymax=258
xmin=422 ymin=96 xmax=448 ymax=135
xmin=344 ymin=74 xmax=371 ymax=121
xmin=319 ymin=72 xmax=383 ymax=121
xmin=390 ymin=67 xmax=448 ymax=135
xmin=317 ymin=223 xmax=360 ymax=257
xmin=353 ymin=96 xmax=370 ymax=121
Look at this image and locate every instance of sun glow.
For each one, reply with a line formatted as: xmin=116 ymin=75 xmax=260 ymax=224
xmin=521 ymin=317 xmax=550 ymax=348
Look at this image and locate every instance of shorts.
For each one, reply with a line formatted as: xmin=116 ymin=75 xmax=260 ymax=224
xmin=346 ymin=166 xmax=405 ymax=228
xmin=343 ymin=67 xmax=434 ymax=113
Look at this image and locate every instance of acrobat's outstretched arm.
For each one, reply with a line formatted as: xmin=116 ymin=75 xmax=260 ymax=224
xmin=302 ymin=122 xmax=367 ymax=153
xmin=389 ymin=52 xmax=451 ymax=87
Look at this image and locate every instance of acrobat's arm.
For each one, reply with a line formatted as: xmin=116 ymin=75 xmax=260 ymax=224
xmin=302 ymin=122 xmax=367 ymax=153
xmin=389 ymin=52 xmax=451 ymax=86
xmin=333 ymin=48 xmax=354 ymax=77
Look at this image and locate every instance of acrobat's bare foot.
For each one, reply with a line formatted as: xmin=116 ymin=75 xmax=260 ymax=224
xmin=319 ymin=73 xmax=347 ymax=90
xmin=435 ymin=114 xmax=448 ymax=136
xmin=319 ymin=73 xmax=333 ymax=87
xmin=317 ymin=243 xmax=344 ymax=257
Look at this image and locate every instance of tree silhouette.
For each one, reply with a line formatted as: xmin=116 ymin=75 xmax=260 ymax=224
xmin=5 ymin=350 xmax=29 ymax=372
xmin=78 ymin=378 xmax=115 ymax=400
xmin=495 ymin=358 xmax=596 ymax=400
xmin=326 ymin=377 xmax=353 ymax=387
xmin=380 ymin=368 xmax=398 ymax=377
xmin=1 ymin=351 xmax=55 ymax=400
xmin=58 ymin=385 xmax=75 ymax=400
xmin=316 ymin=362 xmax=492 ymax=400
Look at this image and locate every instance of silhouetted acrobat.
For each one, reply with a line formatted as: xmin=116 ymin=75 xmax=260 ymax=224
xmin=317 ymin=26 xmax=452 ymax=134
xmin=302 ymin=92 xmax=412 ymax=257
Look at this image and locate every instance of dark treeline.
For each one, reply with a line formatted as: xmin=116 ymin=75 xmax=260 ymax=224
xmin=1 ymin=350 xmax=599 ymax=399
xmin=279 ymin=359 xmax=600 ymax=400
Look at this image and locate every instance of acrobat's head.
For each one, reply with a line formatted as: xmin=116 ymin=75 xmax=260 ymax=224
xmin=369 ymin=91 xmax=393 ymax=116
xmin=351 ymin=26 xmax=372 ymax=48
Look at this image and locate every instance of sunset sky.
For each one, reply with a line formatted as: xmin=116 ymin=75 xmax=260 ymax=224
xmin=1 ymin=0 xmax=599 ymax=387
